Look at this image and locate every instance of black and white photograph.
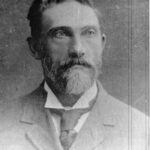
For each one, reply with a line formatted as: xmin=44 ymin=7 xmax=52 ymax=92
xmin=0 ymin=0 xmax=149 ymax=150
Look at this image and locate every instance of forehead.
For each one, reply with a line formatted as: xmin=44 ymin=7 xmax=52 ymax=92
xmin=42 ymin=1 xmax=100 ymax=31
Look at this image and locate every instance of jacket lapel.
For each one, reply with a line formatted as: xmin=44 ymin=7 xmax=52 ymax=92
xmin=70 ymin=82 xmax=116 ymax=150
xmin=19 ymin=81 xmax=116 ymax=150
xmin=20 ymin=83 xmax=63 ymax=150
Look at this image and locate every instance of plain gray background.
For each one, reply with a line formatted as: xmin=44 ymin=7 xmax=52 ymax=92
xmin=0 ymin=0 xmax=149 ymax=114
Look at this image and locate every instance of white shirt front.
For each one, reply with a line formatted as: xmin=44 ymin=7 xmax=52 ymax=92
xmin=44 ymin=81 xmax=97 ymax=136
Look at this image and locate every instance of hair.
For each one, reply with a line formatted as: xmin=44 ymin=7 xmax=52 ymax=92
xmin=27 ymin=0 xmax=95 ymax=39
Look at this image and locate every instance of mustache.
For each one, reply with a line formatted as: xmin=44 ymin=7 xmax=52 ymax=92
xmin=59 ymin=58 xmax=92 ymax=71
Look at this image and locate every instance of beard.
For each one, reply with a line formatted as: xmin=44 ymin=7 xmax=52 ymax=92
xmin=42 ymin=57 xmax=100 ymax=96
xmin=63 ymin=66 xmax=94 ymax=95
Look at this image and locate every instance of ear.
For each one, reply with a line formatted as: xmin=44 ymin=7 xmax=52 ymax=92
xmin=101 ymin=34 xmax=106 ymax=51
xmin=27 ymin=37 xmax=43 ymax=59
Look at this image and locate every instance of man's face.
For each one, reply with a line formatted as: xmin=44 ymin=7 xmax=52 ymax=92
xmin=40 ymin=1 xmax=105 ymax=95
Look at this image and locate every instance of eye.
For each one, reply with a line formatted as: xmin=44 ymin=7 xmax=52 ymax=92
xmin=53 ymin=30 xmax=67 ymax=39
xmin=83 ymin=28 xmax=97 ymax=37
xmin=87 ymin=29 xmax=96 ymax=35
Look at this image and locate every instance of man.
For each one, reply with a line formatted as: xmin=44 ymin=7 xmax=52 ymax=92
xmin=0 ymin=0 xmax=149 ymax=150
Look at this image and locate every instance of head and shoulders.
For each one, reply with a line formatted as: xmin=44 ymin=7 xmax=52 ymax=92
xmin=24 ymin=0 xmax=148 ymax=120
xmin=0 ymin=2 xmax=149 ymax=150
xmin=1 ymin=0 xmax=148 ymax=132
xmin=22 ymin=0 xmax=106 ymax=107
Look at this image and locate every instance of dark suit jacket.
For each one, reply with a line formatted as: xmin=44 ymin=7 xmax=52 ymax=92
xmin=0 ymin=81 xmax=149 ymax=150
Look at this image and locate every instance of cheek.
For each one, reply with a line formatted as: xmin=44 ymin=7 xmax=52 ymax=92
xmin=85 ymin=39 xmax=103 ymax=63
xmin=46 ymin=39 xmax=69 ymax=62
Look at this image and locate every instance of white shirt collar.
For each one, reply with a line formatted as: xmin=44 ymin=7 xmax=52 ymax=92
xmin=44 ymin=81 xmax=97 ymax=110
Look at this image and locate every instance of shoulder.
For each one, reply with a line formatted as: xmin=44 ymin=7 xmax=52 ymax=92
xmin=102 ymin=90 xmax=148 ymax=125
xmin=0 ymin=84 xmax=47 ymax=150
xmin=0 ymin=97 xmax=22 ymax=130
xmin=0 ymin=83 xmax=46 ymax=130
xmin=0 ymin=97 xmax=30 ymax=150
xmin=96 ymin=82 xmax=149 ymax=132
xmin=103 ymin=90 xmax=149 ymax=139
xmin=97 ymin=87 xmax=149 ymax=148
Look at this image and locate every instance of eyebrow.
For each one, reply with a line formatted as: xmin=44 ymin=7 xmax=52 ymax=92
xmin=47 ymin=26 xmax=72 ymax=34
xmin=80 ymin=25 xmax=100 ymax=31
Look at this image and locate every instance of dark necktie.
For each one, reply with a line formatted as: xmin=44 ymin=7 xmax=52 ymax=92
xmin=50 ymin=100 xmax=96 ymax=150
xmin=50 ymin=108 xmax=89 ymax=150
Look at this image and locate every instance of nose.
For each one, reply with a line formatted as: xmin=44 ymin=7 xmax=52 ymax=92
xmin=69 ymin=36 xmax=85 ymax=58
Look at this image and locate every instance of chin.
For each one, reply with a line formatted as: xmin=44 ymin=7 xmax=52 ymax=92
xmin=63 ymin=67 xmax=95 ymax=96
